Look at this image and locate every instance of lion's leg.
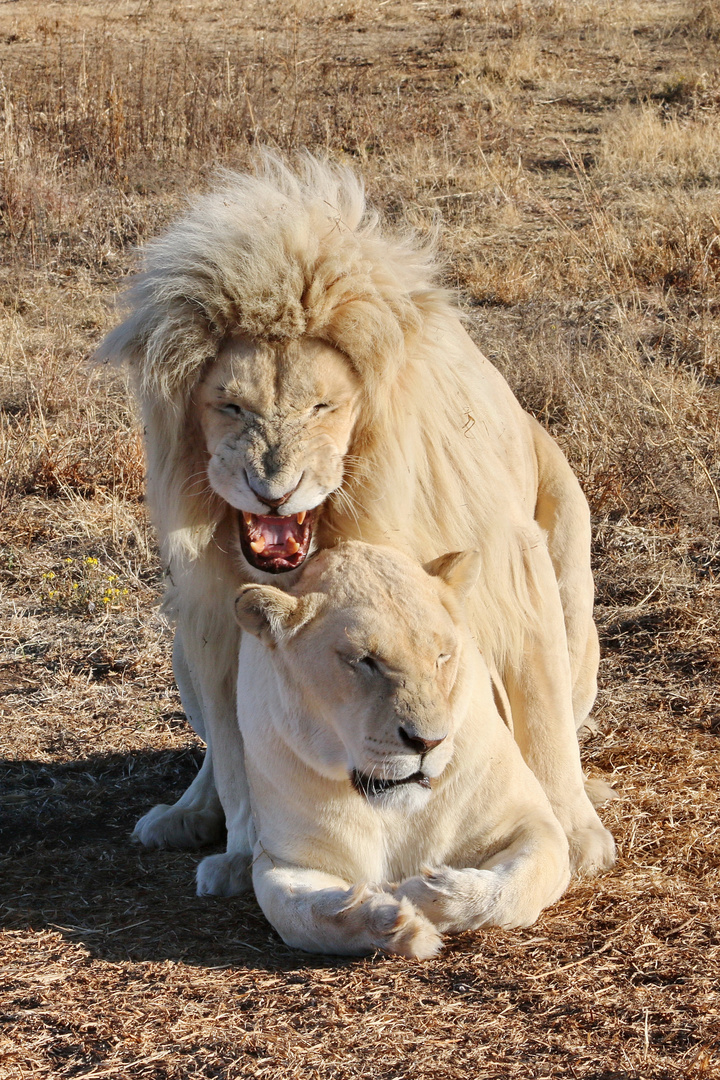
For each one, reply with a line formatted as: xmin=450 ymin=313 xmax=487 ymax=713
xmin=530 ymin=417 xmax=599 ymax=730
xmin=179 ymin=602 xmax=254 ymax=867
xmin=195 ymin=670 xmax=257 ymax=897
xmin=251 ymin=854 xmax=442 ymax=958
xmin=134 ymin=589 xmax=250 ymax=855
xmin=133 ymin=627 xmax=227 ymax=850
xmin=133 ymin=744 xmax=224 ymax=850
xmin=571 ymin=619 xmax=600 ymax=733
xmin=393 ymin=820 xmax=570 ymax=932
xmin=505 ymin=534 xmax=615 ymax=874
xmin=172 ymin=628 xmax=206 ymax=741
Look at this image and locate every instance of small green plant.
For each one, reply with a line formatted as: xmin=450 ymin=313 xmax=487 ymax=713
xmin=40 ymin=556 xmax=130 ymax=616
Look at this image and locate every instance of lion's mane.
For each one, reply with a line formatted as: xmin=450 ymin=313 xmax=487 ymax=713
xmin=97 ymin=153 xmax=537 ymax=665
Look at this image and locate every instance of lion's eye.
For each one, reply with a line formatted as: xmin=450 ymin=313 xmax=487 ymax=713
xmin=357 ymin=655 xmax=380 ymax=674
xmin=437 ymin=653 xmax=452 ymax=666
xmin=220 ymin=403 xmax=243 ymax=417
xmin=313 ymin=402 xmax=331 ymax=412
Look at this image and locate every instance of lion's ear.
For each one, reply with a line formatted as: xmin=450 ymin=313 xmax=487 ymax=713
xmin=235 ymin=585 xmax=321 ymax=645
xmin=424 ymin=550 xmax=481 ymax=598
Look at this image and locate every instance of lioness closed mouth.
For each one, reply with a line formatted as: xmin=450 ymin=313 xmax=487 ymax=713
xmin=239 ymin=510 xmax=314 ymax=573
xmin=351 ymin=770 xmax=432 ymax=799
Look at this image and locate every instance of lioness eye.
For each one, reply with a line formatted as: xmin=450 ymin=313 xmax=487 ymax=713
xmin=339 ymin=653 xmax=380 ymax=674
xmin=220 ymin=403 xmax=243 ymax=416
xmin=313 ymin=402 xmax=331 ymax=412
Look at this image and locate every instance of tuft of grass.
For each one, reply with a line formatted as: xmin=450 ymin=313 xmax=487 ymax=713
xmin=598 ymin=104 xmax=720 ymax=187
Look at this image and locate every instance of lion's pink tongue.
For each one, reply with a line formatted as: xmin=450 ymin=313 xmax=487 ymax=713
xmin=244 ymin=514 xmax=302 ymax=556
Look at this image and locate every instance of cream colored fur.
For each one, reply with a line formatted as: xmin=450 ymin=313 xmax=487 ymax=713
xmin=198 ymin=541 xmax=571 ymax=958
xmin=96 ymin=152 xmax=614 ymax=873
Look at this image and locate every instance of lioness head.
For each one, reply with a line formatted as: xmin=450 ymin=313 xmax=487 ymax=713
xmin=198 ymin=336 xmax=361 ymax=574
xmin=235 ymin=542 xmax=481 ymax=807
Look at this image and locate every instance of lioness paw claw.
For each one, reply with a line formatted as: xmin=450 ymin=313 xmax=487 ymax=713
xmin=383 ymin=898 xmax=443 ymax=960
xmin=358 ymin=892 xmax=442 ymax=958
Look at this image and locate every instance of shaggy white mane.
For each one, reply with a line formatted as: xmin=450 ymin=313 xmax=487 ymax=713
xmin=98 ymin=154 xmax=443 ymax=399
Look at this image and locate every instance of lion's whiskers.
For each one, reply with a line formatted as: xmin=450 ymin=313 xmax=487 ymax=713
xmin=180 ymin=470 xmax=214 ymax=501
xmin=333 ymin=485 xmax=362 ymax=529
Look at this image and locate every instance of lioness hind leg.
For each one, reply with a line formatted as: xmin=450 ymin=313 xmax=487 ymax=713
xmin=132 ymin=747 xmax=225 ymax=850
xmin=584 ymin=775 xmax=617 ymax=807
xmin=530 ymin=417 xmax=599 ymax=731
xmin=253 ymin=862 xmax=442 ymax=958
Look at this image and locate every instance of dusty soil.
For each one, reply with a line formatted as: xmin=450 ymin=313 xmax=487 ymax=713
xmin=0 ymin=1 xmax=718 ymax=1077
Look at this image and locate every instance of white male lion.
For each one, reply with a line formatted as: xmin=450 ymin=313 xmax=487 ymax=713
xmin=198 ymin=540 xmax=571 ymax=957
xmin=97 ymin=153 xmax=614 ymax=874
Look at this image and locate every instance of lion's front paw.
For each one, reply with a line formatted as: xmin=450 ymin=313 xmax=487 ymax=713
xmin=584 ymin=775 xmax=617 ymax=808
xmin=133 ymin=803 xmax=225 ymax=851
xmin=553 ymin=795 xmax=616 ymax=875
xmin=567 ymin=821 xmax=616 ymax=874
xmin=196 ymin=852 xmax=252 ymax=897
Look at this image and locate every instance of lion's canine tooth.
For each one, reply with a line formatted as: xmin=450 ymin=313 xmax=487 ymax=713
xmin=286 ymin=537 xmax=300 ymax=554
xmin=250 ymin=537 xmax=266 ymax=554
xmin=296 ymin=511 xmax=306 ymax=525
xmin=243 ymin=512 xmax=253 ymax=525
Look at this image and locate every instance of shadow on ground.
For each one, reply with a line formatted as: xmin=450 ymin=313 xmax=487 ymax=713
xmin=0 ymin=749 xmax=355 ymax=973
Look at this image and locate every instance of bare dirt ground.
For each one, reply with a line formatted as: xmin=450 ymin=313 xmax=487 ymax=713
xmin=0 ymin=1 xmax=718 ymax=1077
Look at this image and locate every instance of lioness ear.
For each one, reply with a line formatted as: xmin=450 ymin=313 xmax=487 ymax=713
xmin=235 ymin=585 xmax=321 ymax=646
xmin=424 ymin=550 xmax=482 ymax=598
xmin=235 ymin=585 xmax=300 ymax=646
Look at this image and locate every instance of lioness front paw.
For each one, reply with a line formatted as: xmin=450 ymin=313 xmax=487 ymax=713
xmin=133 ymin=803 xmax=225 ymax=851
xmin=363 ymin=891 xmax=443 ymax=959
xmin=196 ymin=852 xmax=252 ymax=897
xmin=393 ymin=866 xmax=499 ymax=932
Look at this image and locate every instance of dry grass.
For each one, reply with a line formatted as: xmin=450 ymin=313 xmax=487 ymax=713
xmin=0 ymin=1 xmax=718 ymax=1077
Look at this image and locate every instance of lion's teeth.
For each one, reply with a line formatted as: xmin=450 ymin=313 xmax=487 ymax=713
xmin=286 ymin=537 xmax=300 ymax=554
xmin=243 ymin=512 xmax=253 ymax=525
xmin=250 ymin=537 xmax=266 ymax=554
xmin=296 ymin=511 xmax=306 ymax=525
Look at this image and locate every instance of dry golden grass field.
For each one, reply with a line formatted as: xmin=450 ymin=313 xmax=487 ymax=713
xmin=0 ymin=1 xmax=719 ymax=1076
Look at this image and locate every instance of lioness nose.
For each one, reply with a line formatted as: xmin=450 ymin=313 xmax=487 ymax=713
xmin=398 ymin=727 xmax=446 ymax=755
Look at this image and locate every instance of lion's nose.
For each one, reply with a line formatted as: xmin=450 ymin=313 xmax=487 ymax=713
xmin=398 ymin=726 xmax=446 ymax=755
xmin=246 ymin=472 xmax=302 ymax=509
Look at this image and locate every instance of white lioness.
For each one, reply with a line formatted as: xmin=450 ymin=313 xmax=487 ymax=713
xmin=97 ymin=154 xmax=614 ymax=874
xmin=197 ymin=541 xmax=571 ymax=957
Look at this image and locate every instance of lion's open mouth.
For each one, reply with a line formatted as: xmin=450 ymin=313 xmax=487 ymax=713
xmin=238 ymin=510 xmax=314 ymax=574
xmin=351 ymin=770 xmax=431 ymax=799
